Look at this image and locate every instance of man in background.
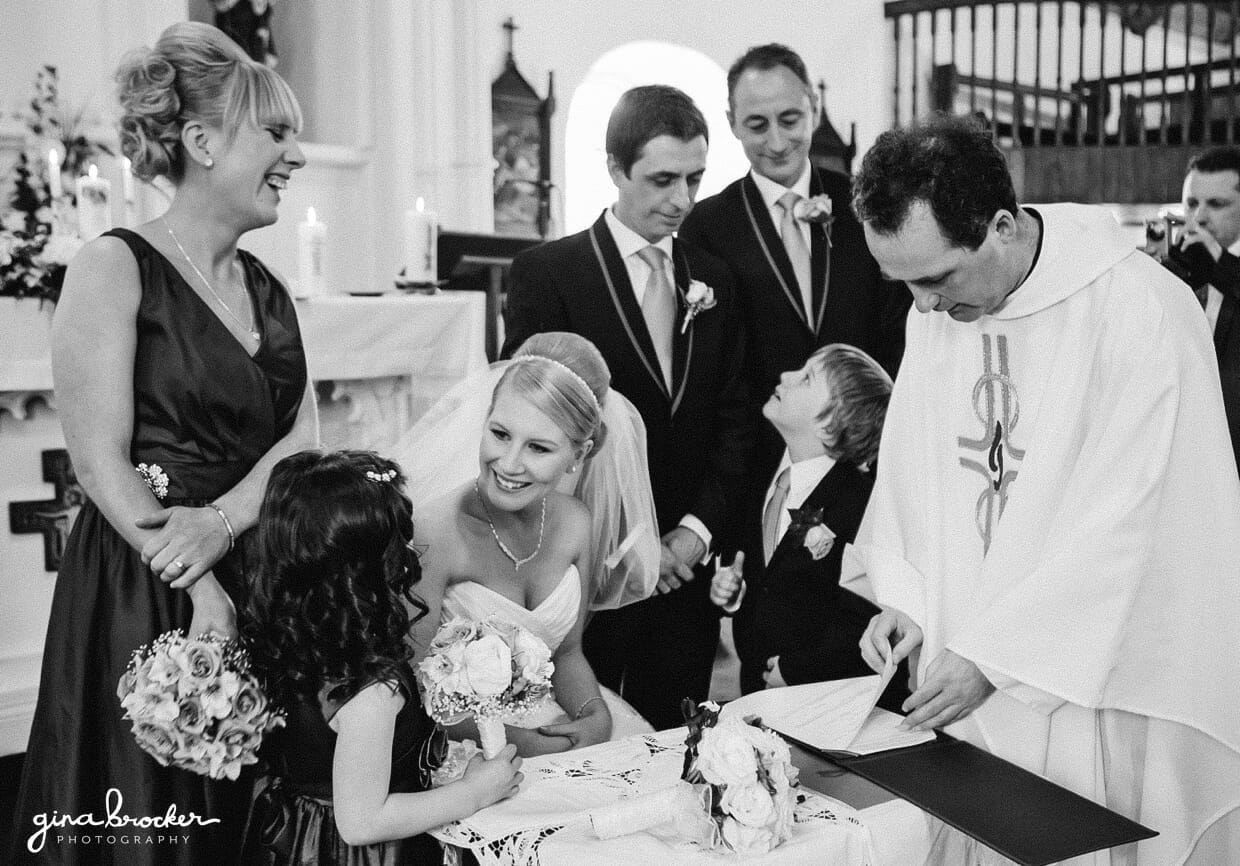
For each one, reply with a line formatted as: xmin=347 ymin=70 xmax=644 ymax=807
xmin=502 ymin=85 xmax=752 ymax=730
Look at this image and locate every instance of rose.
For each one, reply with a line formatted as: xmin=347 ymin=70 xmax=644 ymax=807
xmin=232 ymin=679 xmax=270 ymax=723
xmin=720 ymin=781 xmax=776 ymax=828
xmin=177 ymin=639 xmax=225 ymax=686
xmin=511 ymin=628 xmax=553 ymax=684
xmin=431 ymin=617 xmax=477 ymax=653
xmin=176 ymin=695 xmax=209 ymax=736
xmin=792 ymin=193 xmax=833 ymax=224
xmin=461 ymin=633 xmax=513 ymax=697
xmin=132 ymin=723 xmax=179 ymax=765
xmin=680 ymin=279 xmax=717 ymax=334
xmin=720 ymin=816 xmax=777 ymax=855
xmin=694 ymin=717 xmax=760 ymax=787
xmin=803 ymin=524 xmax=835 ymax=560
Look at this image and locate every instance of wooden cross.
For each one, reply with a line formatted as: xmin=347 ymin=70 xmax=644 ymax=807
xmin=8 ymin=449 xmax=85 ymax=572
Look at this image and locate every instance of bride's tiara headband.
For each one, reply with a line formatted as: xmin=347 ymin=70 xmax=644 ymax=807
xmin=513 ymin=354 xmax=603 ymax=416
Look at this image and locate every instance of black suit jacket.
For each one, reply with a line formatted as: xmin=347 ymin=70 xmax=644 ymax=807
xmin=1207 ymin=250 xmax=1240 ymax=471
xmin=503 ymin=212 xmax=754 ymax=542
xmin=680 ymin=166 xmax=911 ymax=402
xmin=734 ymin=458 xmax=879 ymax=694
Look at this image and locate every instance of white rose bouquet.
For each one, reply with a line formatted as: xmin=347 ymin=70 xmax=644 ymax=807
xmin=117 ymin=630 xmax=284 ymax=780
xmin=591 ymin=699 xmax=799 ymax=855
xmin=416 ymin=615 xmax=555 ymax=758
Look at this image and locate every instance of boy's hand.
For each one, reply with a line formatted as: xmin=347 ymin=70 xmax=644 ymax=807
xmin=709 ymin=551 xmax=745 ymax=608
xmin=763 ymin=655 xmax=787 ymax=688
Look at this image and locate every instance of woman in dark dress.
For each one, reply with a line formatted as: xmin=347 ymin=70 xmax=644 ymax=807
xmin=12 ymin=22 xmax=317 ymax=865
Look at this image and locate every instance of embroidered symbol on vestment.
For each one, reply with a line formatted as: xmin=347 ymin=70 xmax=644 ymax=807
xmin=958 ymin=334 xmax=1024 ymax=552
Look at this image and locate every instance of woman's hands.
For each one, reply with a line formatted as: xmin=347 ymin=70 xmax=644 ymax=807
xmin=460 ymin=744 xmax=524 ymax=811
xmin=537 ymin=697 xmax=611 ymax=750
xmin=136 ymin=505 xmax=231 ymax=588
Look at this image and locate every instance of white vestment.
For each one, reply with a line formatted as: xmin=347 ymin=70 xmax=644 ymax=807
xmin=844 ymin=203 xmax=1240 ymax=865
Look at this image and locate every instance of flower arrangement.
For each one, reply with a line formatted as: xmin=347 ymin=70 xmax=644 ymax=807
xmin=591 ymin=700 xmax=800 ymax=855
xmin=417 ymin=615 xmax=555 ymax=758
xmin=117 ymin=630 xmax=285 ymax=780
xmin=680 ymin=278 xmax=717 ymax=333
xmin=1 ymin=65 xmax=110 ymax=304
xmin=786 ymin=505 xmax=836 ymax=561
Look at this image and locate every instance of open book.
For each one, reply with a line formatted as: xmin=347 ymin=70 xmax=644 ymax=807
xmin=721 ymin=654 xmax=935 ymax=756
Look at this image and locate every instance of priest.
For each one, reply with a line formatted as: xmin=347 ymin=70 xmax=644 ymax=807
xmin=845 ymin=115 xmax=1240 ymax=864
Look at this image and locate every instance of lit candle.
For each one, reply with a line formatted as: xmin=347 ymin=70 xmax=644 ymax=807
xmin=47 ymin=149 xmax=62 ymax=199
xmin=296 ymin=206 xmax=327 ymax=298
xmin=402 ymin=197 xmax=438 ymax=284
xmin=75 ymin=164 xmax=113 ymax=240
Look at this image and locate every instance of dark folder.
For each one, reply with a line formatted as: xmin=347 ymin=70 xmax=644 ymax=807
xmin=784 ymin=731 xmax=1157 ymax=866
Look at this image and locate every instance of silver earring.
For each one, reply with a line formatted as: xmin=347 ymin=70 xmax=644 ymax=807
xmin=204 ymin=156 xmax=214 ymax=168
xmin=567 ymin=466 xmax=576 ymax=474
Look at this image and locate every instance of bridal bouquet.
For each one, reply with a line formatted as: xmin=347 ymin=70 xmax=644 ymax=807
xmin=591 ymin=700 xmax=800 ymax=856
xmin=417 ymin=615 xmax=555 ymax=758
xmin=117 ymin=630 xmax=284 ymax=780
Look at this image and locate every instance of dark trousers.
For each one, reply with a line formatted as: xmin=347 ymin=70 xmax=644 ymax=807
xmin=584 ymin=564 xmax=721 ymax=731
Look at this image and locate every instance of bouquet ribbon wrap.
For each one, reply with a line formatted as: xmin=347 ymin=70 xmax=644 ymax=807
xmin=476 ymin=715 xmax=508 ymax=760
xmin=589 ymin=780 xmax=700 ymax=840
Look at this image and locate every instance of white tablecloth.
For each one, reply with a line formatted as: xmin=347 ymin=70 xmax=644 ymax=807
xmin=295 ymin=291 xmax=486 ymax=383
xmin=432 ymin=728 xmax=933 ymax=866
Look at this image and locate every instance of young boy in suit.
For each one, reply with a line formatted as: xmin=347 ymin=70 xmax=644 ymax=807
xmin=711 ymin=344 xmax=893 ymax=695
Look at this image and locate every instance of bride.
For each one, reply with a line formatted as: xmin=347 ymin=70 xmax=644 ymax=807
xmin=403 ymin=334 xmax=656 ymax=755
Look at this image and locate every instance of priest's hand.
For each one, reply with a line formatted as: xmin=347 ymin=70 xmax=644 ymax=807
xmin=657 ymin=527 xmax=702 ymax=593
xmin=859 ymin=607 xmax=923 ymax=672
xmin=899 ymin=649 xmax=995 ymax=731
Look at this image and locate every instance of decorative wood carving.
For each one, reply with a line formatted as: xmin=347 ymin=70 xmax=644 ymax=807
xmin=9 ymin=448 xmax=84 ymax=572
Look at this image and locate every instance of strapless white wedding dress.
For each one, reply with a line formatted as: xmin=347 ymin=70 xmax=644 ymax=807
xmin=442 ymin=565 xmax=653 ymax=738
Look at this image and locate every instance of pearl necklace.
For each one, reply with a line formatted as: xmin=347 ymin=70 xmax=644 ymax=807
xmin=162 ymin=218 xmax=259 ymax=342
xmin=474 ymin=479 xmax=546 ymax=572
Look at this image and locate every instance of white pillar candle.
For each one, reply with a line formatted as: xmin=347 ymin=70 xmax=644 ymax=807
xmin=75 ymin=164 xmax=113 ymax=240
xmin=296 ymin=206 xmax=327 ymax=298
xmin=47 ymin=149 xmax=63 ymax=199
xmin=402 ymin=197 xmax=438 ymax=284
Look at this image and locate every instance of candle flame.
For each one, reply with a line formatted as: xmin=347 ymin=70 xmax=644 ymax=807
xmin=416 ymin=197 xmax=425 ymax=212
xmin=307 ymin=207 xmax=317 ymax=224
xmin=88 ymin=164 xmax=99 ymax=179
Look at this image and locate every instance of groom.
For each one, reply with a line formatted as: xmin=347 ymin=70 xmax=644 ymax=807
xmin=502 ymin=85 xmax=753 ymax=730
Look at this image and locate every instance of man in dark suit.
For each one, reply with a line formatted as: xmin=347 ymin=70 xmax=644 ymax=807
xmin=679 ymin=44 xmax=911 ymax=482
xmin=1176 ymin=146 xmax=1240 ymax=472
xmin=502 ymin=85 xmax=753 ymax=730
xmin=709 ymin=345 xmax=895 ymax=698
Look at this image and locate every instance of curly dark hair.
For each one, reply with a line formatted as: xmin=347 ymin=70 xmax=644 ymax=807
xmin=852 ymin=114 xmax=1017 ymax=250
xmin=242 ymin=450 xmax=426 ymax=705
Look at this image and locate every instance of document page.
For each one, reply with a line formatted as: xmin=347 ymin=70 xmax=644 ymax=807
xmin=722 ymin=654 xmax=934 ymax=755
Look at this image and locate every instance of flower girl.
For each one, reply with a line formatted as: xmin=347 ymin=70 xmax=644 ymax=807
xmin=239 ymin=450 xmax=523 ymax=864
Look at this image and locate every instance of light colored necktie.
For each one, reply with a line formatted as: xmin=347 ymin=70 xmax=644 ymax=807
xmin=636 ymin=245 xmax=674 ymax=388
xmin=762 ymin=467 xmax=792 ymax=564
xmin=777 ymin=191 xmax=813 ymax=321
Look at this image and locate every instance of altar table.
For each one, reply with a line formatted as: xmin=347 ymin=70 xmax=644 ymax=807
xmin=431 ymin=728 xmax=934 ymax=866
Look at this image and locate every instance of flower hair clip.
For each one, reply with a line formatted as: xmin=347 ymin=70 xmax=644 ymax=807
xmin=366 ymin=469 xmax=397 ymax=483
xmin=680 ymin=279 xmax=717 ymax=334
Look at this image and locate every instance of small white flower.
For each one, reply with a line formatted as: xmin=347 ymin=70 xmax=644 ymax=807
xmin=803 ymin=523 xmax=835 ymax=560
xmin=793 ymin=193 xmax=833 ymax=224
xmin=135 ymin=462 xmax=170 ymax=500
xmin=680 ymin=279 xmax=718 ymax=334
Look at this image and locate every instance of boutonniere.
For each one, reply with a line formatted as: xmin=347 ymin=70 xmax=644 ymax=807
xmin=786 ymin=505 xmax=836 ymax=560
xmin=680 ymin=279 xmax=717 ymax=334
xmin=794 ymin=194 xmax=834 ymax=247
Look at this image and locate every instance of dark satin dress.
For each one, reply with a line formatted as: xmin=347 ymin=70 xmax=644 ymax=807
xmin=12 ymin=228 xmax=307 ymax=865
xmin=240 ymin=667 xmax=443 ymax=866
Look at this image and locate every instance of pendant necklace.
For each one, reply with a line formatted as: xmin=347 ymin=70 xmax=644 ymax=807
xmin=474 ymin=479 xmax=546 ymax=572
xmin=162 ymin=217 xmax=259 ymax=341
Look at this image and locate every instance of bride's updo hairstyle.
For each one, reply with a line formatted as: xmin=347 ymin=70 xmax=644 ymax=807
xmin=115 ymin=21 xmax=302 ymax=183
xmin=497 ymin=332 xmax=609 ymax=457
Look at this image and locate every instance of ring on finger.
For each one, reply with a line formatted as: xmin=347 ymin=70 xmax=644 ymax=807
xmin=170 ymin=559 xmax=186 ymax=572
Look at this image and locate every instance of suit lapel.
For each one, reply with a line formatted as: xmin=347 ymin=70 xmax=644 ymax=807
xmin=669 ymin=239 xmax=694 ymax=415
xmin=740 ymin=175 xmax=811 ymax=331
xmin=588 ymin=215 xmax=671 ymax=400
xmin=768 ymin=461 xmax=844 ymax=567
xmin=808 ymin=167 xmax=832 ymax=336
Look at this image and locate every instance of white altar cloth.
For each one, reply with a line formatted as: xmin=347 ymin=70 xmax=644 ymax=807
xmin=295 ymin=291 xmax=486 ymax=388
xmin=430 ymin=728 xmax=934 ymax=866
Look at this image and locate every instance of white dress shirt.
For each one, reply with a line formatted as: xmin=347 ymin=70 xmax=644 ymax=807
xmin=603 ymin=205 xmax=711 ymax=556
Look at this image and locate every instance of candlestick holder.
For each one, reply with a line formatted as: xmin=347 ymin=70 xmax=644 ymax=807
xmin=394 ymin=271 xmax=447 ymax=295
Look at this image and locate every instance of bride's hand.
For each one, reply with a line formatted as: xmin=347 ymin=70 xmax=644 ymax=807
xmin=504 ymin=724 xmax=574 ymax=757
xmin=537 ymin=699 xmax=611 ymax=749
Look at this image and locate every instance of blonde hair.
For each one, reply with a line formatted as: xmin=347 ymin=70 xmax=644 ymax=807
xmin=496 ymin=332 xmax=611 ymax=454
xmin=809 ymin=344 xmax=892 ymax=467
xmin=115 ymin=21 xmax=302 ymax=183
